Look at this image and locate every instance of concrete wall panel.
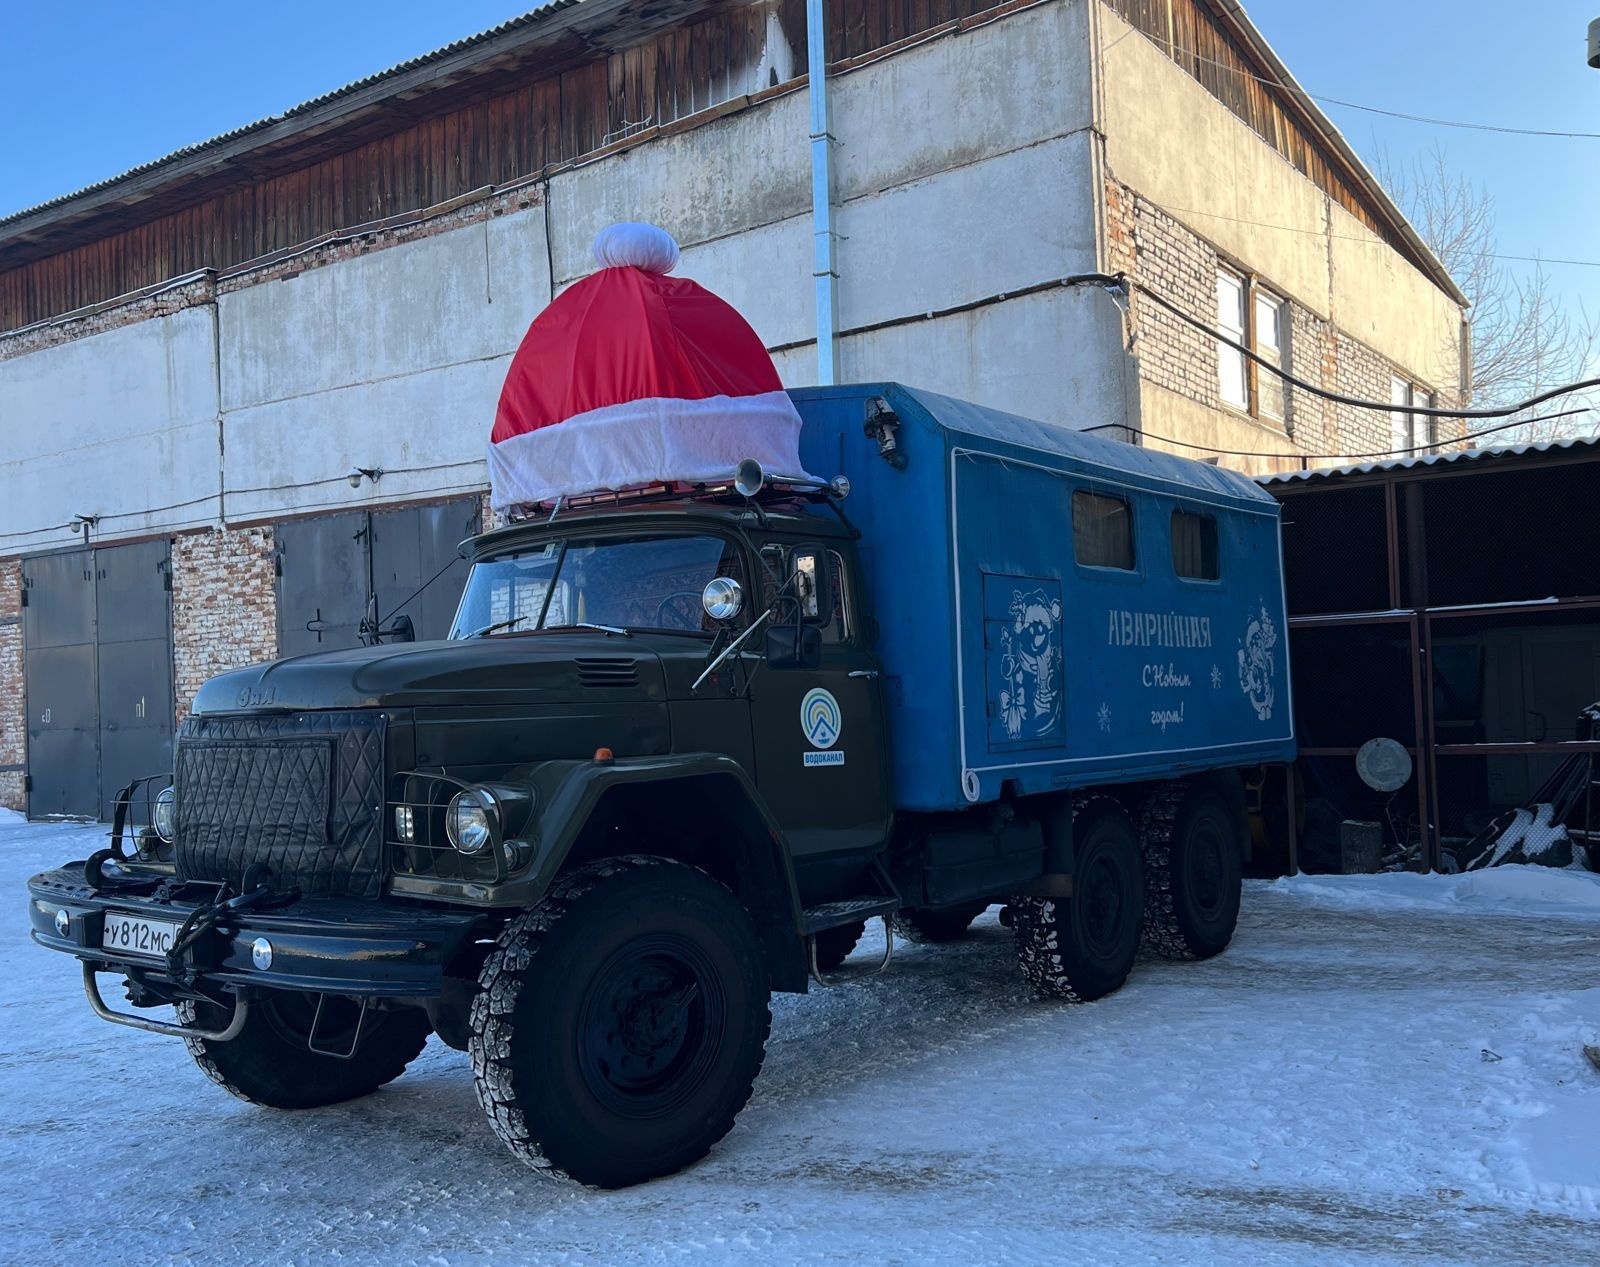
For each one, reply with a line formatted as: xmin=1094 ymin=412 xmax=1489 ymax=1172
xmin=545 ymin=95 xmax=810 ymax=287
xmin=221 ymin=355 xmax=502 ymax=522
xmin=833 ymin=0 xmax=1092 ymax=202
xmin=221 ymin=208 xmax=547 ymax=412
xmin=836 ymin=133 xmax=1097 ymax=332
xmin=834 ymin=285 xmax=1132 ymax=433
xmin=0 ymin=306 xmax=220 ymax=551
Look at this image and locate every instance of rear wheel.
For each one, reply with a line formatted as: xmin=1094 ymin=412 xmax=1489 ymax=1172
xmin=1140 ymin=781 xmax=1244 ymax=960
xmin=469 ymin=856 xmax=771 ymax=1188
xmin=895 ymin=901 xmax=988 ymax=944
xmin=1013 ymin=796 xmax=1143 ymax=1001
xmin=178 ymin=992 xmax=431 ymax=1109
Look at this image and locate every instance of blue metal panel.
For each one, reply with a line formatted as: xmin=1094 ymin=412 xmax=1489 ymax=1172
xmin=793 ymin=383 xmax=1295 ymax=813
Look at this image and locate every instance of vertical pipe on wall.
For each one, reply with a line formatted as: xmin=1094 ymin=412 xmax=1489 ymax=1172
xmin=806 ymin=0 xmax=839 ymax=385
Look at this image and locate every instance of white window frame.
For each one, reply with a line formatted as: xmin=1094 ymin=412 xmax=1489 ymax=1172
xmin=1216 ymin=269 xmax=1249 ymax=411
xmin=1254 ymin=289 xmax=1288 ymax=422
xmin=1390 ymin=380 xmax=1437 ymax=457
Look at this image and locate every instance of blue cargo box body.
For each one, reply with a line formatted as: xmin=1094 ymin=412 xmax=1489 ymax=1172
xmin=792 ymin=384 xmax=1296 ymax=814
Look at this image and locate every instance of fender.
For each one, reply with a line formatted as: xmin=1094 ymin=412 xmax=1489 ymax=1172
xmin=390 ymin=753 xmax=809 ymax=989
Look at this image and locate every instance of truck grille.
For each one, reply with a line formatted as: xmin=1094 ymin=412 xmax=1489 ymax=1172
xmin=173 ymin=711 xmax=386 ymax=899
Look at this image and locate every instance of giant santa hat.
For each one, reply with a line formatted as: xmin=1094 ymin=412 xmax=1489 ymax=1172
xmin=487 ymin=222 xmax=815 ymax=510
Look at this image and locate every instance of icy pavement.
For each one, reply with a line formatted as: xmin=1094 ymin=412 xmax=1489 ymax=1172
xmin=3 ymin=812 xmax=1598 ymax=1266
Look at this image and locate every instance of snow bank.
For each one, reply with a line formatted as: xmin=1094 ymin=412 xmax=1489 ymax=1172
xmin=1271 ymin=864 xmax=1600 ymax=918
xmin=0 ymin=807 xmax=24 ymax=823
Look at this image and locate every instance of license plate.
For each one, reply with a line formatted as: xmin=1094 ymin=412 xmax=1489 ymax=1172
xmin=101 ymin=912 xmax=180 ymax=960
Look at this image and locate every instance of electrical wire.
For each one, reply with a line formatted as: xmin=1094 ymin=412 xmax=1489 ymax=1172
xmin=1081 ymin=408 xmax=1592 ymax=462
xmin=1151 ymin=203 xmax=1600 ymax=271
xmin=1123 ymin=275 xmax=1600 ymax=419
xmin=1136 ymin=38 xmax=1600 ymax=140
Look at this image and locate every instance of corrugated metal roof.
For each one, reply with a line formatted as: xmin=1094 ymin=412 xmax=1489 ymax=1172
xmin=0 ymin=1 xmax=581 ymax=229
xmin=1258 ymin=434 xmax=1600 ymax=486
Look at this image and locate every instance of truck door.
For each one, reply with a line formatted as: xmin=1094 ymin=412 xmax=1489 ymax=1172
xmin=749 ymin=546 xmax=894 ymax=860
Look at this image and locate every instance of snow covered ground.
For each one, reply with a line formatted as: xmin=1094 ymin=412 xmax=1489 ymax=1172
xmin=4 ymin=811 xmax=1598 ymax=1265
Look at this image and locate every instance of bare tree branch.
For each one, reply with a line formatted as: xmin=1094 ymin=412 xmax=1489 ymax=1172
xmin=1378 ymin=146 xmax=1599 ymax=444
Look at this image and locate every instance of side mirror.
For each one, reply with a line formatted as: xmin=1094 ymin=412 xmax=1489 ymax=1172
xmin=789 ymin=545 xmax=834 ymax=628
xmin=766 ymin=624 xmax=823 ymax=671
xmin=361 ymin=614 xmax=417 ymax=645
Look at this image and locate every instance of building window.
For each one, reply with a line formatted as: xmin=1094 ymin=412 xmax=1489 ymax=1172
xmin=1216 ymin=269 xmax=1290 ymax=426
xmin=1073 ymin=490 xmax=1136 ymax=570
xmin=1255 ymin=291 xmax=1287 ymax=421
xmin=1390 ymin=379 xmax=1437 ymax=456
xmin=1216 ymin=269 xmax=1249 ymax=410
xmin=1171 ymin=510 xmax=1220 ymax=581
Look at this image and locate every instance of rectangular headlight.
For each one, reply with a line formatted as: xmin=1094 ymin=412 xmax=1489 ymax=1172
xmin=394 ymin=805 xmax=415 ymax=842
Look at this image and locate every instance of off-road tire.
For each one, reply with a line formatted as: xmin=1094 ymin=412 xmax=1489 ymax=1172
xmin=1013 ymin=795 xmax=1143 ymax=1001
xmin=469 ymin=855 xmax=771 ymax=1188
xmin=1139 ymin=781 xmax=1244 ymax=960
xmin=812 ymin=920 xmax=866 ymax=972
xmin=895 ymin=901 xmax=989 ymax=944
xmin=177 ymin=993 xmax=431 ymax=1109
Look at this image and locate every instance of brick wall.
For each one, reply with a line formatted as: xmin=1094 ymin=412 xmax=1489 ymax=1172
xmin=171 ymin=527 xmax=278 ymax=721
xmin=0 ymin=560 xmax=22 ymax=810
xmin=1107 ymin=178 xmax=1460 ymax=466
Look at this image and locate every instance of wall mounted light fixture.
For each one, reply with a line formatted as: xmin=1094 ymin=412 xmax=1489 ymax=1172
xmin=348 ymin=467 xmax=384 ymax=488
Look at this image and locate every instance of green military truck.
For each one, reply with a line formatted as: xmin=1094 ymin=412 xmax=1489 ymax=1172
xmin=27 ymin=385 xmax=1294 ymax=1187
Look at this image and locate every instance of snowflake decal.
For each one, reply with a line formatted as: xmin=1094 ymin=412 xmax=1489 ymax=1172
xmin=1210 ymin=664 xmax=1223 ymax=690
xmin=1097 ymin=702 xmax=1112 ymax=733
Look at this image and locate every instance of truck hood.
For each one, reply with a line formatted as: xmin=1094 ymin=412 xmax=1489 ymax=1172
xmin=191 ymin=633 xmax=669 ymax=713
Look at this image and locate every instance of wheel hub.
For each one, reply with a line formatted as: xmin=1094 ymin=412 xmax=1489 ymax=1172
xmin=579 ymin=935 xmax=723 ymax=1118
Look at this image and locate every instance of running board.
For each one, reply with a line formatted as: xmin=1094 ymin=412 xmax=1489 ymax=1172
xmin=808 ymin=914 xmax=895 ymax=987
xmin=801 ymin=895 xmax=899 ymax=934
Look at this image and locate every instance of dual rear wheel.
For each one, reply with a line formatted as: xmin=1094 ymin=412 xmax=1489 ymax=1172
xmin=1012 ymin=780 xmax=1245 ymax=1000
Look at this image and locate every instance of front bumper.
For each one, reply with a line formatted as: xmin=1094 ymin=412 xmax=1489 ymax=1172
xmin=28 ymin=866 xmax=485 ymax=999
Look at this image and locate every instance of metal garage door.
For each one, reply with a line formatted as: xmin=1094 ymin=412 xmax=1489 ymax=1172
xmin=22 ymin=541 xmax=174 ymax=820
xmin=277 ymin=498 xmax=480 ymax=657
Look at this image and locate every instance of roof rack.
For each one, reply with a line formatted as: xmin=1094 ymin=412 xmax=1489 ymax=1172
xmin=505 ymin=469 xmax=839 ymax=523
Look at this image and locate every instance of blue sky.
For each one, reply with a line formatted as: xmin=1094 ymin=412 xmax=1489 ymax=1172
xmin=3 ymin=1 xmax=1596 ymax=318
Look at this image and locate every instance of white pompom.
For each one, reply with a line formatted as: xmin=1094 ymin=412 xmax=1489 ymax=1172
xmin=591 ymin=222 xmax=680 ymax=274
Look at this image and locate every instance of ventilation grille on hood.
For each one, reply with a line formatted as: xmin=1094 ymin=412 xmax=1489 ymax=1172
xmin=576 ymin=657 xmax=640 ymax=689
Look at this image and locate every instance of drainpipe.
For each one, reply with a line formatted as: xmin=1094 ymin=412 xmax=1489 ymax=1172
xmin=806 ymin=0 xmax=839 ymax=384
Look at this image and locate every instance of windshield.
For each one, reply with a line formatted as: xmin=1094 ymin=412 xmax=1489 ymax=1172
xmin=450 ymin=532 xmax=748 ymax=638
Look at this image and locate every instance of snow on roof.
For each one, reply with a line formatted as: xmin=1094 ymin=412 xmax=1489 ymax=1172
xmin=1258 ymin=434 xmax=1600 ymax=486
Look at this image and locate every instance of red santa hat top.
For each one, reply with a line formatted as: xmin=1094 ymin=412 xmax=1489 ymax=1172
xmin=487 ymin=221 xmax=814 ymax=509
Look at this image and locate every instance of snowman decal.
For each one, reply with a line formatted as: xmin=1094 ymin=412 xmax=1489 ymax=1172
xmin=999 ymin=588 xmax=1062 ymax=740
xmin=1236 ymin=603 xmax=1279 ymax=722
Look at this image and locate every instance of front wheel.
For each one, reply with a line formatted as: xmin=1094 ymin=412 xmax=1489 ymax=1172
xmin=469 ymin=856 xmax=771 ymax=1188
xmin=178 ymin=992 xmax=431 ymax=1109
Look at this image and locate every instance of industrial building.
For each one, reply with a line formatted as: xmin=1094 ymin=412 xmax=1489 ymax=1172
xmin=0 ymin=0 xmax=1467 ymax=817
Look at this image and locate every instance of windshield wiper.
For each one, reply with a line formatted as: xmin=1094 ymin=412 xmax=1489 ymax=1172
xmin=465 ymin=616 xmax=529 ymax=638
xmin=570 ymin=622 xmax=630 ymax=637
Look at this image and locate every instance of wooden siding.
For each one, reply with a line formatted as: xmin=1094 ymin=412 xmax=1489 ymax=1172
xmin=1103 ymin=0 xmax=1397 ymax=244
xmin=2 ymin=0 xmax=1419 ymax=332
xmin=2 ymin=0 xmax=1017 ymax=332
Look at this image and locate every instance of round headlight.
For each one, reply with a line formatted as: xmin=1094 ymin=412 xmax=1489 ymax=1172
xmin=446 ymin=789 xmax=496 ymax=855
xmin=702 ymin=576 xmax=744 ymax=622
xmin=153 ymin=786 xmax=176 ymax=843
